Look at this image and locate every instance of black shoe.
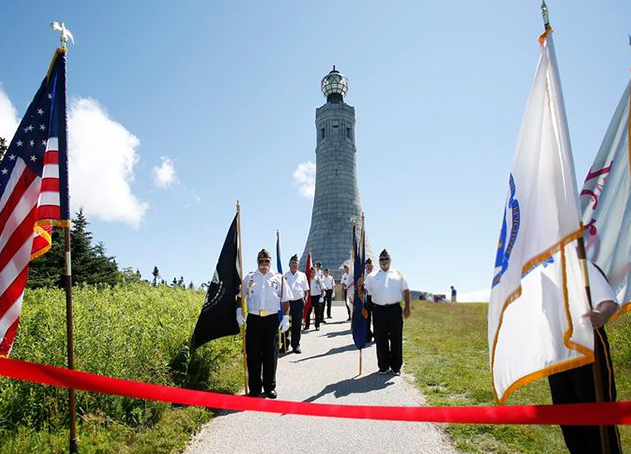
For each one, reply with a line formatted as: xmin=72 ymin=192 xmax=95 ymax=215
xmin=327 ymin=316 xmax=332 ymax=319
xmin=347 ymin=317 xmax=351 ymax=321
xmin=293 ymin=347 xmax=302 ymax=354
xmin=265 ymin=390 xmax=277 ymax=399
xmin=322 ymin=320 xmax=327 ymax=324
xmin=315 ymin=326 xmax=320 ymax=331
xmin=247 ymin=390 xmax=262 ymax=397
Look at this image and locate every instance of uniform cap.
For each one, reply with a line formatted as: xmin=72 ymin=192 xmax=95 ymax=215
xmin=379 ymin=249 xmax=391 ymax=259
xmin=257 ymin=249 xmax=272 ymax=261
xmin=289 ymin=254 xmax=299 ymax=263
xmin=365 ymin=258 xmax=373 ymax=265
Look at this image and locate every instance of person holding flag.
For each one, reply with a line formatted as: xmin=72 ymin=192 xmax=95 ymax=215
xmin=488 ymin=3 xmax=619 ymax=452
xmin=237 ymin=249 xmax=292 ymax=399
xmin=284 ymin=254 xmax=309 ymax=354
xmin=363 ymin=249 xmax=410 ymax=375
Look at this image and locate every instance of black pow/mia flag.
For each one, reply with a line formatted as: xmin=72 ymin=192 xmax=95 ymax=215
xmin=191 ymin=214 xmax=241 ymax=348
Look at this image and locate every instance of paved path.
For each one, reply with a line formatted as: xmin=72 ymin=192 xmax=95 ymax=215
xmin=184 ymin=303 xmax=457 ymax=454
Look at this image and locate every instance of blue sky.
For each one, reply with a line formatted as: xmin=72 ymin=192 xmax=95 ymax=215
xmin=1 ymin=1 xmax=630 ymax=297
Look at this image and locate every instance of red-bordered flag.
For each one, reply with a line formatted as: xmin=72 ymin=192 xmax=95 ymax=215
xmin=0 ymin=48 xmax=70 ymax=355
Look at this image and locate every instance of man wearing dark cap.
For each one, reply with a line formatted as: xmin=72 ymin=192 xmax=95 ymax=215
xmin=284 ymin=254 xmax=310 ymax=354
xmin=362 ymin=249 xmax=411 ymax=375
xmin=236 ymin=249 xmax=293 ymax=398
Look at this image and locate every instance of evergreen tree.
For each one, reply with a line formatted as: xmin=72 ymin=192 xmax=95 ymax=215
xmin=152 ymin=266 xmax=160 ymax=286
xmin=188 ymin=281 xmax=194 ymax=290
xmin=171 ymin=277 xmax=177 ymax=287
xmin=28 ymin=209 xmax=119 ymax=288
xmin=177 ymin=276 xmax=184 ymax=288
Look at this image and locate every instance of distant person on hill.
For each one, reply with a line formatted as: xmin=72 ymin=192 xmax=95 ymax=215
xmin=547 ymin=262 xmax=621 ymax=454
xmin=361 ymin=249 xmax=410 ymax=375
xmin=237 ymin=249 xmax=292 ymax=399
xmin=450 ymin=286 xmax=457 ymax=303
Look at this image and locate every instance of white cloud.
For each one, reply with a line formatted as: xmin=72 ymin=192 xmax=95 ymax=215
xmin=68 ymin=98 xmax=148 ymax=228
xmin=458 ymin=289 xmax=491 ymax=303
xmin=152 ymin=157 xmax=177 ymax=188
xmin=292 ymin=161 xmax=316 ymax=198
xmin=0 ymin=84 xmax=19 ymax=142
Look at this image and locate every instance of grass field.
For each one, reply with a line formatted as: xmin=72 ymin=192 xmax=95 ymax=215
xmin=404 ymin=301 xmax=631 ymax=454
xmin=0 ymin=284 xmax=243 ymax=454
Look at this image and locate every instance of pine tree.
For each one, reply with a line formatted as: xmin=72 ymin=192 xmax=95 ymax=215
xmin=151 ymin=266 xmax=160 ymax=286
xmin=28 ymin=209 xmax=119 ymax=288
xmin=177 ymin=276 xmax=184 ymax=288
xmin=188 ymin=281 xmax=194 ymax=290
xmin=172 ymin=278 xmax=177 ymax=287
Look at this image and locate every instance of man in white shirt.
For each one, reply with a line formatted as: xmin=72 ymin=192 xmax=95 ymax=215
xmin=315 ymin=261 xmax=324 ymax=278
xmin=341 ymin=264 xmax=352 ymax=321
xmin=308 ymin=267 xmax=326 ymax=331
xmin=547 ymin=262 xmax=622 ymax=454
xmin=284 ymin=254 xmax=310 ymax=354
xmin=322 ymin=268 xmax=336 ymax=320
xmin=363 ymin=249 xmax=410 ymax=375
xmin=236 ymin=249 xmax=293 ymax=399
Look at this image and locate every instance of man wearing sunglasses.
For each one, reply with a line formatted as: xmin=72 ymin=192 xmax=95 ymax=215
xmin=236 ymin=249 xmax=293 ymax=399
xmin=362 ymin=249 xmax=411 ymax=375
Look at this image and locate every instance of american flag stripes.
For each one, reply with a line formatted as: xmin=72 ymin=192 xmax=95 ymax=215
xmin=0 ymin=48 xmax=70 ymax=355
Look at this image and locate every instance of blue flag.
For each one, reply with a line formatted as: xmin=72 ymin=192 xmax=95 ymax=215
xmin=351 ymin=223 xmax=369 ymax=349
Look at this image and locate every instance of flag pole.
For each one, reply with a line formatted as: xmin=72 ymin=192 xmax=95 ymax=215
xmin=277 ymin=230 xmax=287 ymax=354
xmin=236 ymin=201 xmax=248 ymax=395
xmin=577 ymin=236 xmax=611 ymax=454
xmin=360 ymin=213 xmax=366 ymax=376
xmin=64 ymin=225 xmax=78 ymax=453
xmin=539 ymin=3 xmax=610 ymax=451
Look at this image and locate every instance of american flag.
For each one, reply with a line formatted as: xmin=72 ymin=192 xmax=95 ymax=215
xmin=0 ymin=48 xmax=70 ymax=356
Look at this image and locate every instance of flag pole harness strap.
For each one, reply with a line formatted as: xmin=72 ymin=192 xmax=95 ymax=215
xmin=2 ymin=357 xmax=631 ymax=426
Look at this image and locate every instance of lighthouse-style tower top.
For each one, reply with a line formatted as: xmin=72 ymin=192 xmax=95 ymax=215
xmin=321 ymin=66 xmax=348 ymax=103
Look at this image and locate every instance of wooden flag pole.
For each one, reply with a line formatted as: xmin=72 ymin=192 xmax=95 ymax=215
xmin=577 ymin=236 xmax=611 ymax=454
xmin=63 ymin=226 xmax=78 ymax=453
xmin=277 ymin=230 xmax=287 ymax=354
xmin=236 ymin=202 xmax=248 ymax=395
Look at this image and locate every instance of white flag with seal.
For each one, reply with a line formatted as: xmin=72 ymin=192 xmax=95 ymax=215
xmin=581 ymin=79 xmax=631 ymax=318
xmin=488 ymin=29 xmax=594 ymax=404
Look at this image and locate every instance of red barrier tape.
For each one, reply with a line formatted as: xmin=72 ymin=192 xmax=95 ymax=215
xmin=2 ymin=357 xmax=631 ymax=425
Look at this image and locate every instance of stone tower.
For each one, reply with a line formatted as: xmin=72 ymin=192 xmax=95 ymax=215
xmin=300 ymin=67 xmax=371 ymax=280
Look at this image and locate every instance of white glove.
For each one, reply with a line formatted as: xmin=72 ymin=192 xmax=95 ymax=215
xmin=279 ymin=315 xmax=290 ymax=333
xmin=236 ymin=307 xmax=246 ymax=326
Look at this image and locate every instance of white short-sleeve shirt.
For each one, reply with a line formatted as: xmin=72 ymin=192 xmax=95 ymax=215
xmin=588 ymin=262 xmax=618 ymax=307
xmin=323 ymin=275 xmax=335 ymax=290
xmin=243 ymin=270 xmax=293 ymax=313
xmin=341 ymin=272 xmax=352 ymax=287
xmin=285 ymin=270 xmax=309 ymax=301
xmin=364 ymin=268 xmax=409 ymax=305
xmin=310 ymin=276 xmax=325 ymax=296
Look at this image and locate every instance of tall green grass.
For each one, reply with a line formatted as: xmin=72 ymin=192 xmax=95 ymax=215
xmin=0 ymin=284 xmax=242 ymax=453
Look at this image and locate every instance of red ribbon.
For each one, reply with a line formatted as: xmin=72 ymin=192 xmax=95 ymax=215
xmin=2 ymin=357 xmax=631 ymax=425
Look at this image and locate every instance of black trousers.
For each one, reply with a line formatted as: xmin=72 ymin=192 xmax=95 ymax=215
xmin=311 ymin=295 xmax=324 ymax=328
xmin=372 ymin=303 xmax=403 ymax=372
xmin=325 ymin=290 xmax=333 ymax=318
xmin=289 ymin=299 xmax=304 ymax=349
xmin=246 ymin=313 xmax=279 ymax=393
xmin=547 ymin=327 xmax=622 ymax=454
